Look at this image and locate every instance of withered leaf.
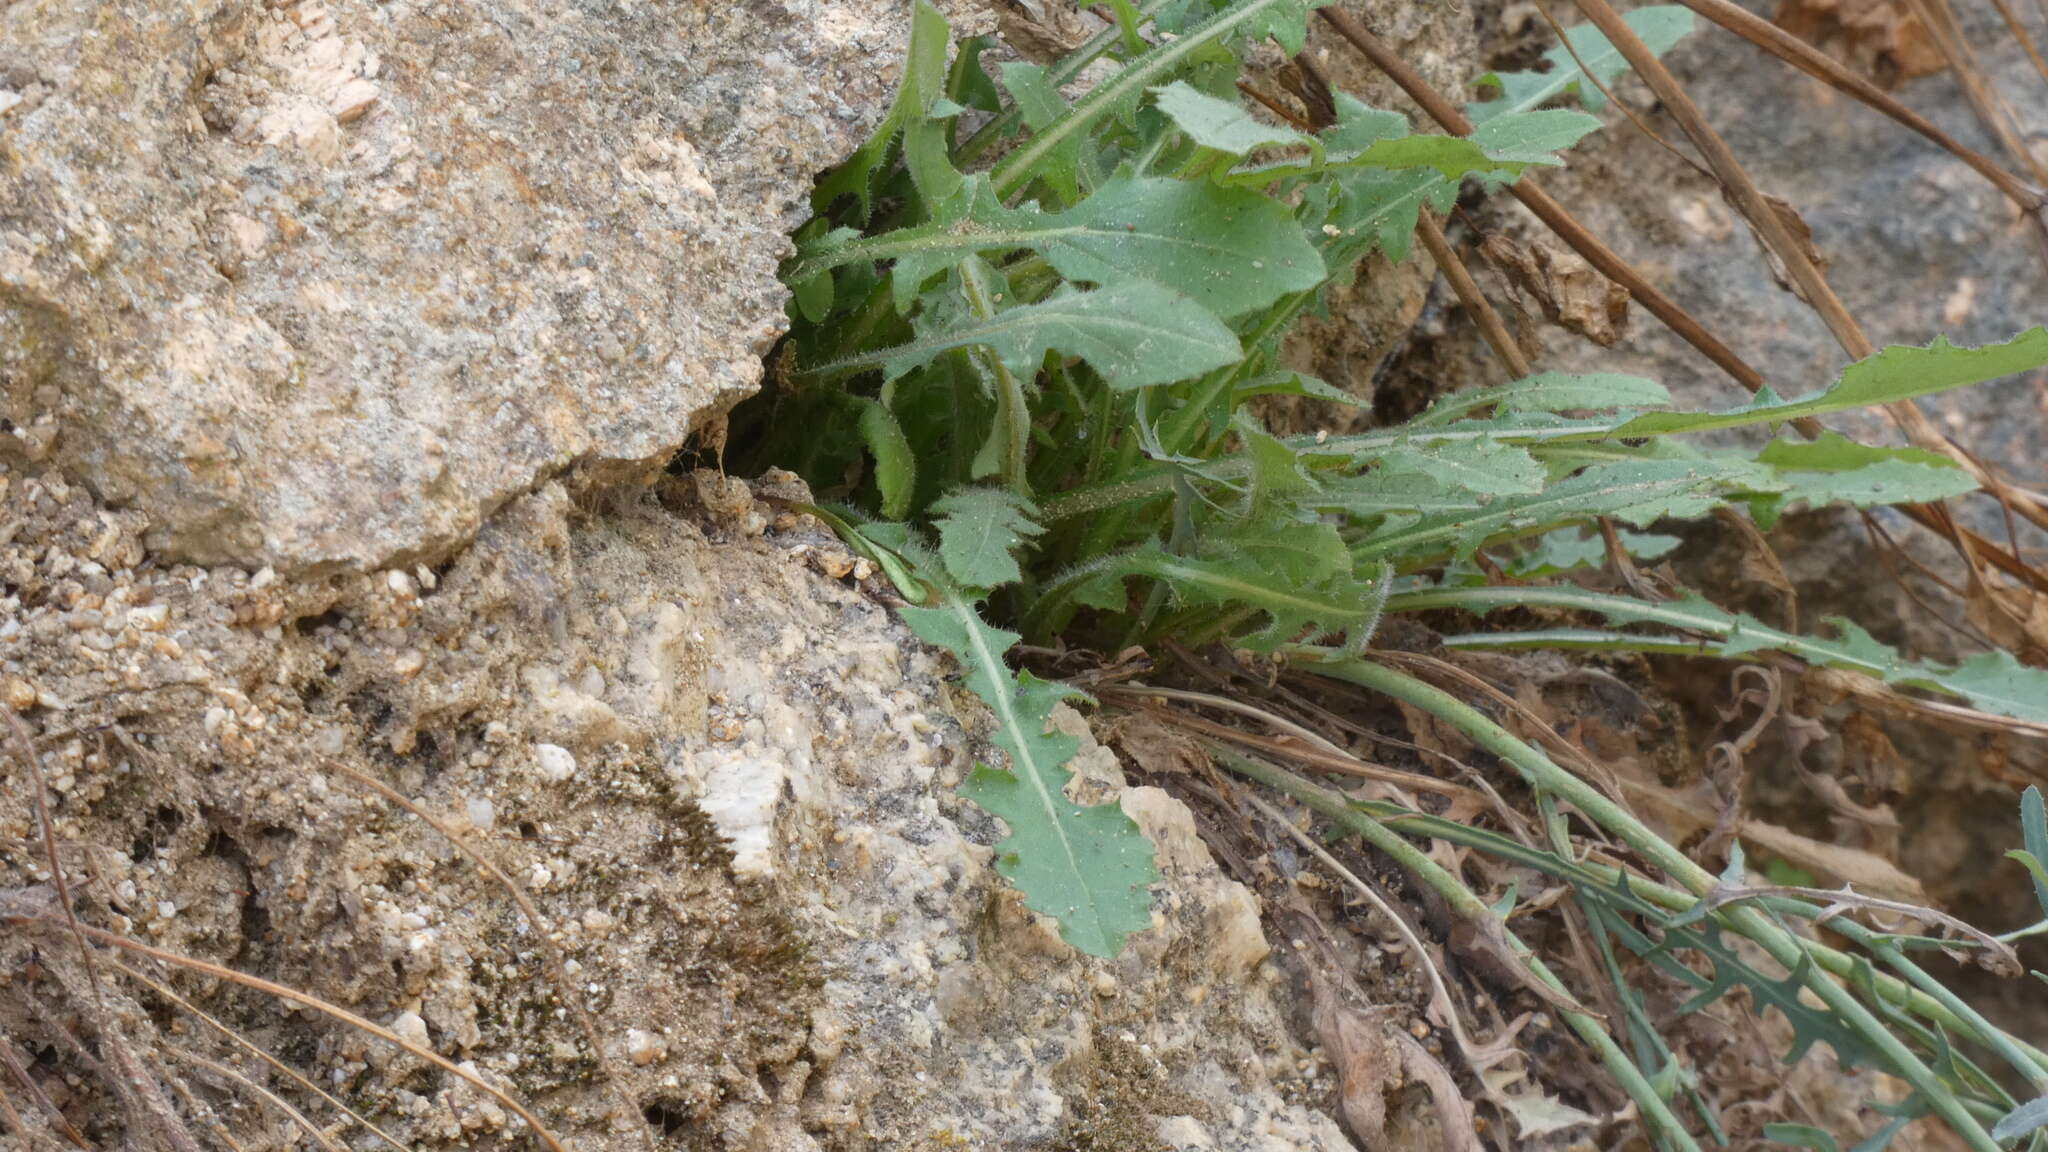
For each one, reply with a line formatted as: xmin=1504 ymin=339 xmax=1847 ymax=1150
xmin=1480 ymin=234 xmax=1631 ymax=347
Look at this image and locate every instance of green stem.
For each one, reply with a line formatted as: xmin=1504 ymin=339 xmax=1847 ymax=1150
xmin=1388 ymin=585 xmax=1888 ymax=674
xmin=959 ymin=258 xmax=1033 ymax=496
xmin=952 ymin=0 xmax=1176 ymax=169
xmin=1356 ymin=799 xmax=2048 ymax=1075
xmin=1217 ymin=747 xmax=1705 ymax=1152
xmin=989 ymin=0 xmax=1313 ymax=199
xmin=1286 ymin=651 xmax=2005 ymax=1152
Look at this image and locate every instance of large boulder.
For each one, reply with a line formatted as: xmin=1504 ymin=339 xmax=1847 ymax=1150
xmin=0 ymin=0 xmax=952 ymax=570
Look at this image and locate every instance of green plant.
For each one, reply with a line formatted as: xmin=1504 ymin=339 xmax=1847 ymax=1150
xmin=743 ymin=0 xmax=2048 ymax=1146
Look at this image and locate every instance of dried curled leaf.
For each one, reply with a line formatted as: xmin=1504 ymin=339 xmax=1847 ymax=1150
xmin=1480 ymin=234 xmax=1632 ymax=347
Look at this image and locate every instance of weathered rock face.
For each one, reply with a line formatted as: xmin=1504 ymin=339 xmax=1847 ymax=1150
xmin=0 ymin=0 xmax=952 ymax=571
xmin=0 ymin=468 xmax=1346 ymax=1150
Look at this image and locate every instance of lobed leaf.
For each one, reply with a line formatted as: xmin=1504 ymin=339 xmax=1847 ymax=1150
xmin=932 ymin=486 xmax=1044 ymax=589
xmin=899 ymin=587 xmax=1157 ymax=957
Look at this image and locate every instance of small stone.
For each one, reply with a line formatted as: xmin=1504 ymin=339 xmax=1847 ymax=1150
xmin=392 ymin=649 xmax=426 ymax=679
xmin=535 ymin=743 xmax=576 ymax=782
xmin=625 ymin=1028 xmax=667 ymax=1066
xmin=465 ymin=796 xmax=496 ymax=830
xmin=391 ymin=1011 xmax=431 ymax=1049
xmin=330 ymin=78 xmax=381 ymax=123
xmin=2 ymin=677 xmax=35 ymax=712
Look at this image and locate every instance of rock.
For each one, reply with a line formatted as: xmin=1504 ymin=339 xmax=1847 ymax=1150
xmin=0 ymin=468 xmax=1348 ymax=1149
xmin=0 ymin=0 xmax=978 ymax=571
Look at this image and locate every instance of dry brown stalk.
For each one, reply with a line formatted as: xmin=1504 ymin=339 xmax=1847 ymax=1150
xmin=164 ymin=1048 xmax=345 ymax=1152
xmin=1667 ymin=0 xmax=2045 ymax=216
xmin=113 ymin=961 xmax=415 ymax=1152
xmin=1416 ymin=212 xmax=1535 ymax=379
xmin=322 ymin=760 xmax=656 ymax=1152
xmin=0 ymin=919 xmax=572 ymax=1152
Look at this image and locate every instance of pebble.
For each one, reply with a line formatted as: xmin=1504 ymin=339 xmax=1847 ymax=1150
xmin=534 ymin=743 xmax=576 ymax=782
xmin=391 ymin=1011 xmax=431 ymax=1049
xmin=625 ymin=1028 xmax=667 ymax=1066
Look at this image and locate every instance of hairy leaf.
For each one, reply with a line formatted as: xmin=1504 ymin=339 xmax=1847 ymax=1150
xmin=1314 ymin=470 xmax=1490 ymax=516
xmin=1503 ymin=526 xmax=1680 ymax=577
xmin=839 ymin=174 xmax=1325 ymax=319
xmin=860 ymin=399 xmax=918 ymax=520
xmin=2019 ymin=787 xmax=2048 ymax=917
xmin=1467 ymin=108 xmax=1607 ymax=164
xmin=990 ymin=0 xmax=1338 ymax=197
xmin=1326 ymin=168 xmax=1455 ymax=264
xmin=817 ymin=281 xmax=1242 ymax=389
xmin=1081 ymin=538 xmax=1390 ymax=649
xmin=1356 ymin=458 xmax=1769 ymax=562
xmin=1322 ymin=93 xmax=1410 ymax=154
xmin=1757 ymin=455 xmax=1979 ymax=520
xmin=812 ymin=0 xmax=953 ymax=220
xmin=932 ymin=486 xmax=1043 ymax=589
xmin=1992 ymin=1097 xmax=2048 ymax=1144
xmin=1415 ymin=372 xmax=1671 ymax=426
xmin=1756 ymin=431 xmax=1961 ymax=473
xmin=1001 ymin=62 xmax=1090 ymax=204
xmin=899 ymin=587 xmax=1156 ymax=956
xmin=1376 ymin=438 xmax=1549 ymax=496
xmin=1233 ymin=369 xmax=1365 ymax=406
